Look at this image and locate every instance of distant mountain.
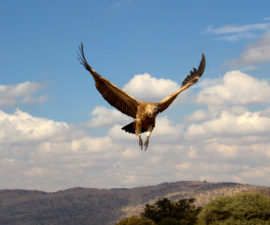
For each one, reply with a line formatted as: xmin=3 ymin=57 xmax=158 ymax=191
xmin=0 ymin=181 xmax=269 ymax=225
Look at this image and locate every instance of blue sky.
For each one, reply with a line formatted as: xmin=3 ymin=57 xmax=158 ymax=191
xmin=1 ymin=0 xmax=270 ymax=191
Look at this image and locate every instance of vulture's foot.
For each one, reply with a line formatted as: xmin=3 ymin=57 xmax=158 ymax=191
xmin=139 ymin=135 xmax=143 ymax=150
xmin=144 ymin=137 xmax=149 ymax=151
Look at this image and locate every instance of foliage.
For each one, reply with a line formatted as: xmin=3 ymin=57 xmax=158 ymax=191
xmin=197 ymin=192 xmax=270 ymax=225
xmin=158 ymin=217 xmax=182 ymax=225
xmin=141 ymin=198 xmax=201 ymax=225
xmin=116 ymin=215 xmax=156 ymax=225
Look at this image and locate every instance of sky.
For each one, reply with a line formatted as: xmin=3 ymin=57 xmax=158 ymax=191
xmin=1 ymin=0 xmax=270 ymax=191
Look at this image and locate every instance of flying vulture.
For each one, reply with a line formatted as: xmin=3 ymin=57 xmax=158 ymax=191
xmin=78 ymin=43 xmax=205 ymax=150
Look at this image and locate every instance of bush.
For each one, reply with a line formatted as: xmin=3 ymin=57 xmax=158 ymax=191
xmin=142 ymin=198 xmax=201 ymax=225
xmin=116 ymin=215 xmax=155 ymax=225
xmin=197 ymin=192 xmax=270 ymax=225
xmin=158 ymin=217 xmax=182 ymax=225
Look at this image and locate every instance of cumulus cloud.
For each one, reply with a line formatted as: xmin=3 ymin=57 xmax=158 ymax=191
xmin=186 ymin=110 xmax=270 ymax=139
xmin=0 ymin=108 xmax=122 ymax=190
xmin=260 ymin=107 xmax=270 ymax=117
xmin=0 ymin=81 xmax=48 ymax=107
xmin=123 ymin=73 xmax=180 ymax=102
xmin=197 ymin=70 xmax=270 ymax=105
xmin=108 ymin=124 xmax=135 ymax=142
xmin=1 ymin=104 xmax=270 ymax=190
xmin=0 ymin=108 xmax=68 ymax=143
xmin=184 ymin=109 xmax=209 ymax=122
xmin=121 ymin=148 xmax=142 ymax=159
xmin=1 ymin=71 xmax=270 ymax=191
xmin=229 ymin=31 xmax=270 ymax=66
xmin=152 ymin=116 xmax=184 ymax=142
xmin=88 ymin=106 xmax=130 ymax=127
xmin=71 ymin=136 xmax=114 ymax=153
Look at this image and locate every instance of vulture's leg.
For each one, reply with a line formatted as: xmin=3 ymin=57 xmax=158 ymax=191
xmin=139 ymin=135 xmax=143 ymax=150
xmin=135 ymin=118 xmax=143 ymax=150
xmin=144 ymin=126 xmax=153 ymax=151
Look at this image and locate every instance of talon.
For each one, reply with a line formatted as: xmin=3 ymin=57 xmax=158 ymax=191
xmin=139 ymin=136 xmax=143 ymax=150
xmin=144 ymin=139 xmax=149 ymax=151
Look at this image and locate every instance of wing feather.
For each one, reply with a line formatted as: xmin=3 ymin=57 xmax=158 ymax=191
xmin=78 ymin=43 xmax=140 ymax=118
xmin=158 ymin=53 xmax=206 ymax=113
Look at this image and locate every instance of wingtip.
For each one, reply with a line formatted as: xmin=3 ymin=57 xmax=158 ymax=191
xmin=78 ymin=42 xmax=91 ymax=71
xmin=198 ymin=53 xmax=206 ymax=75
xmin=181 ymin=53 xmax=206 ymax=87
xmin=201 ymin=53 xmax=206 ymax=64
xmin=80 ymin=42 xmax=84 ymax=52
xmin=78 ymin=42 xmax=84 ymax=58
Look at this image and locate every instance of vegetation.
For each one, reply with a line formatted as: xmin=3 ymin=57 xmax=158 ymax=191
xmin=117 ymin=198 xmax=201 ymax=225
xmin=197 ymin=192 xmax=270 ymax=225
xmin=116 ymin=216 xmax=155 ymax=225
xmin=1 ymin=183 xmax=270 ymax=225
xmin=142 ymin=198 xmax=201 ymax=225
xmin=118 ymin=193 xmax=270 ymax=225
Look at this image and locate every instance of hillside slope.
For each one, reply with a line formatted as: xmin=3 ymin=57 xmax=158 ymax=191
xmin=0 ymin=181 xmax=269 ymax=225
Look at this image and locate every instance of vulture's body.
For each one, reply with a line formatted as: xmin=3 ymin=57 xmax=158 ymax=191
xmin=78 ymin=43 xmax=206 ymax=150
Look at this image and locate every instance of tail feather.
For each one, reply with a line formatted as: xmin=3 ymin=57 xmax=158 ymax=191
xmin=121 ymin=122 xmax=147 ymax=134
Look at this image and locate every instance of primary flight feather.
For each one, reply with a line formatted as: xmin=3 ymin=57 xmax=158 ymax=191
xmin=78 ymin=43 xmax=206 ymax=150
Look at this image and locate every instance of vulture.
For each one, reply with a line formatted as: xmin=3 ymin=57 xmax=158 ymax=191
xmin=78 ymin=43 xmax=205 ymax=150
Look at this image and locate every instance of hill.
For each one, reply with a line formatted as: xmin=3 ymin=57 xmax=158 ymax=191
xmin=0 ymin=181 xmax=269 ymax=225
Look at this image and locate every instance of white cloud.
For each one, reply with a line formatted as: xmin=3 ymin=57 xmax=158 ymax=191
xmin=88 ymin=106 xmax=130 ymax=127
xmin=1 ymin=104 xmax=270 ymax=190
xmin=186 ymin=110 xmax=270 ymax=138
xmin=1 ymin=71 xmax=270 ymax=191
xmin=0 ymin=108 xmax=68 ymax=143
xmin=24 ymin=167 xmax=47 ymax=178
xmin=71 ymin=136 xmax=114 ymax=153
xmin=204 ymin=142 xmax=239 ymax=159
xmin=217 ymin=33 xmax=255 ymax=42
xmin=0 ymin=81 xmax=48 ymax=107
xmin=184 ymin=109 xmax=208 ymax=122
xmin=205 ymin=22 xmax=270 ymax=66
xmin=108 ymin=124 xmax=135 ymax=142
xmin=260 ymin=107 xmax=270 ymax=117
xmin=121 ymin=148 xmax=142 ymax=159
xmin=197 ymin=70 xmax=270 ymax=105
xmin=204 ymin=22 xmax=270 ymax=42
xmin=121 ymin=175 xmax=137 ymax=185
xmin=205 ymin=23 xmax=270 ymax=34
xmin=229 ymin=31 xmax=270 ymax=66
xmin=123 ymin=73 xmax=180 ymax=102
xmin=152 ymin=116 xmax=184 ymax=141
xmin=175 ymin=161 xmax=192 ymax=170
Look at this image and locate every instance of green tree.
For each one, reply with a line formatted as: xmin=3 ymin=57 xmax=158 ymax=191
xmin=141 ymin=198 xmax=201 ymax=225
xmin=159 ymin=217 xmax=181 ymax=225
xmin=116 ymin=215 xmax=156 ymax=225
xmin=197 ymin=192 xmax=270 ymax=225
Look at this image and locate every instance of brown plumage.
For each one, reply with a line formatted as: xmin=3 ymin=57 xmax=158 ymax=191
xmin=78 ymin=43 xmax=206 ymax=150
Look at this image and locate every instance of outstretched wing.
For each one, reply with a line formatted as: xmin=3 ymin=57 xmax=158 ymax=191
xmin=78 ymin=43 xmax=140 ymax=118
xmin=158 ymin=53 xmax=206 ymax=113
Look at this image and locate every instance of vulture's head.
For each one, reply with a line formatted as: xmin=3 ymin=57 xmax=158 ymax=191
xmin=146 ymin=104 xmax=161 ymax=118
